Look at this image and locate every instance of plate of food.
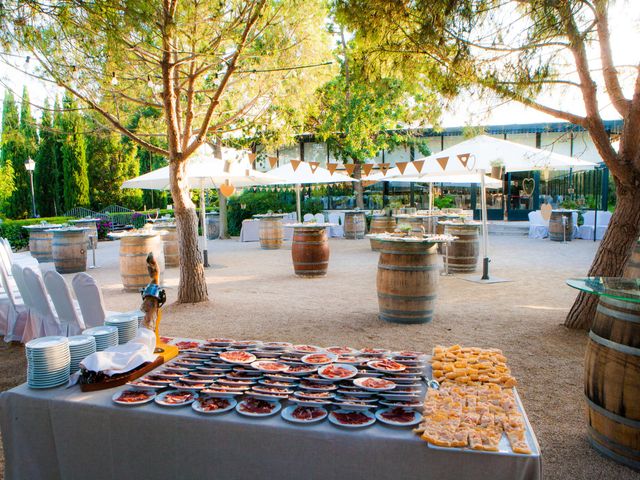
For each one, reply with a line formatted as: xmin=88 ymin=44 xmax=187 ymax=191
xmin=329 ymin=410 xmax=376 ymax=428
xmin=359 ymin=348 xmax=389 ymax=357
xmin=335 ymin=355 xmax=361 ymax=364
xmin=318 ymin=363 xmax=358 ymax=380
xmin=378 ymin=392 xmax=421 ymax=401
xmin=192 ymin=396 xmax=237 ymax=414
xmin=154 ymin=390 xmax=197 ymax=407
xmin=247 ymin=391 xmax=290 ymax=401
xmin=367 ymin=359 xmax=407 ymax=373
xmin=288 ymin=397 xmax=333 ymax=407
xmin=391 ymin=350 xmax=425 ymax=359
xmin=334 ymin=395 xmax=378 ymax=403
xmin=219 ymin=351 xmax=257 ymax=364
xmin=375 ymin=407 xmax=423 ymax=426
xmin=174 ymin=341 xmax=202 ymax=350
xmin=326 ymin=346 xmax=359 ymax=355
xmin=200 ymin=386 xmax=245 ymax=398
xmin=379 ymin=399 xmax=423 ymax=409
xmin=353 ymin=377 xmax=396 ymax=392
xmin=336 ymin=389 xmax=376 ymax=397
xmin=292 ymin=344 xmax=324 ymax=354
xmin=206 ymin=338 xmax=235 ymax=346
xmin=125 ymin=380 xmax=166 ymax=391
xmin=265 ymin=373 xmax=298 ymax=383
xmin=281 ymin=405 xmax=328 ymax=424
xmin=301 ymin=353 xmax=337 ymax=365
xmin=170 ymin=381 xmax=208 ymax=391
xmin=250 ymin=360 xmax=290 ymax=373
xmin=285 ymin=365 xmax=317 ymax=376
xmin=293 ymin=390 xmax=336 ymax=400
xmin=333 ymin=400 xmax=377 ymax=411
xmin=229 ymin=340 xmax=261 ymax=349
xmin=112 ymin=389 xmax=156 ymax=406
xmin=236 ymin=398 xmax=282 ymax=417
xmin=262 ymin=342 xmax=292 ymax=350
xmin=142 ymin=375 xmax=173 ymax=385
xmin=218 ymin=378 xmax=256 ymax=386
xmin=259 ymin=379 xmax=297 ymax=388
xmin=299 ymin=381 xmax=338 ymax=391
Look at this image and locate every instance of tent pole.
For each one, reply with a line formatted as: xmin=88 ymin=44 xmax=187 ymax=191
xmin=479 ymin=170 xmax=490 ymax=280
xmin=296 ymin=183 xmax=302 ymax=222
xmin=200 ymin=179 xmax=209 ymax=267
xmin=429 ymin=182 xmax=434 ymax=213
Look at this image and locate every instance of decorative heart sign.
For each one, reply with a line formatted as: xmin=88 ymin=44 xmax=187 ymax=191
xmin=220 ymin=183 xmax=235 ymax=198
xmin=540 ymin=203 xmax=552 ymax=221
xmin=522 ymin=177 xmax=535 ymax=196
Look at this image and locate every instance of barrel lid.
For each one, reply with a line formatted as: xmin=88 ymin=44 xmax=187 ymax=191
xmin=23 ymin=224 xmax=63 ymax=230
xmin=366 ymin=233 xmax=455 ymax=244
xmin=69 ymin=218 xmax=100 ymax=223
xmin=253 ymin=213 xmax=287 ymax=218
xmin=567 ymin=277 xmax=640 ymax=303
xmin=48 ymin=227 xmax=89 ymax=233
xmin=108 ymin=230 xmax=161 ymax=239
xmin=284 ymin=223 xmax=337 ymax=228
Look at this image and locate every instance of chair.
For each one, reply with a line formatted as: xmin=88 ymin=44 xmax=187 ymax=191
xmin=72 ymin=272 xmax=120 ymax=328
xmin=303 ymin=213 xmax=314 ymax=222
xmin=314 ymin=213 xmax=325 ymax=224
xmin=22 ymin=267 xmax=62 ymax=337
xmin=44 ymin=271 xmax=86 ymax=336
xmin=578 ymin=211 xmax=612 ymax=241
xmin=328 ymin=212 xmax=344 ymax=238
xmin=0 ymin=240 xmax=12 ymax=278
xmin=528 ymin=211 xmax=548 ymax=239
xmin=0 ymin=261 xmax=29 ymax=342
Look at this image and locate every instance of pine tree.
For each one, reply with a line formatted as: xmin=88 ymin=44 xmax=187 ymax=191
xmin=0 ymin=91 xmax=17 ymax=212
xmin=35 ymin=99 xmax=60 ymax=216
xmin=60 ymin=92 xmax=89 ymax=211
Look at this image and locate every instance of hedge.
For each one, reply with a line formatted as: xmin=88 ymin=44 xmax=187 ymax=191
xmin=0 ymin=217 xmax=74 ymax=250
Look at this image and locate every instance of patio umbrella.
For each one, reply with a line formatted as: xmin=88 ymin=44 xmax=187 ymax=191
xmin=266 ymin=161 xmax=357 ymax=221
xmin=122 ymin=144 xmax=285 ymax=266
xmin=407 ymin=135 xmax=597 ymax=280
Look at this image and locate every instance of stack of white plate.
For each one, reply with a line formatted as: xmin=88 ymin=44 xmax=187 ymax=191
xmin=105 ymin=314 xmax=138 ymax=344
xmin=127 ymin=310 xmax=146 ymax=329
xmin=26 ymin=336 xmax=70 ymax=389
xmin=82 ymin=325 xmax=119 ymax=351
xmin=68 ymin=335 xmax=97 ymax=374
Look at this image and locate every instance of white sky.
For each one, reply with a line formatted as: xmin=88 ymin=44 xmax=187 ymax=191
xmin=1 ymin=1 xmax=638 ymax=129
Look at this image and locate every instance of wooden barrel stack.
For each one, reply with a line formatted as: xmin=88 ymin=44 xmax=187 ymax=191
xmin=119 ymin=234 xmax=165 ymax=290
xmin=51 ymin=228 xmax=88 ymax=274
xmin=369 ymin=215 xmax=396 ymax=251
xmin=259 ymin=218 xmax=284 ymax=250
xmin=152 ymin=224 xmax=179 ymax=268
xmin=344 ymin=212 xmax=366 ymax=239
xmin=549 ymin=211 xmax=573 ymax=242
xmin=376 ymin=241 xmax=439 ymax=324
xmin=623 ymin=239 xmax=640 ymax=279
xmin=291 ymin=228 xmax=329 ymax=277
xmin=444 ymin=223 xmax=480 ymax=273
xmin=584 ymin=295 xmax=640 ymax=470
xmin=24 ymin=224 xmax=61 ymax=263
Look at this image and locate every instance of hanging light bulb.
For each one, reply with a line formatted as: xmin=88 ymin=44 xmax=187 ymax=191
xmin=72 ymin=66 xmax=80 ymax=81
xmin=110 ymin=72 xmax=118 ymax=86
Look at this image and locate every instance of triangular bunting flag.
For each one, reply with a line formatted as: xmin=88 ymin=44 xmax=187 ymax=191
xmin=457 ymin=153 xmax=470 ymax=168
xmin=268 ymin=156 xmax=278 ymax=168
xmin=327 ymin=163 xmax=338 ymax=175
xmin=248 ymin=153 xmax=257 ymax=167
xmin=290 ymin=159 xmax=301 ymax=172
xmin=436 ymin=156 xmax=449 ymax=171
xmin=396 ymin=161 xmax=409 ymax=174
xmin=309 ymin=161 xmax=319 ymax=173
xmin=220 ymin=182 xmax=235 ymax=198
xmin=344 ymin=163 xmax=357 ymax=176
xmin=379 ymin=163 xmax=390 ymax=175
xmin=413 ymin=160 xmax=425 ymax=173
xmin=362 ymin=164 xmax=374 ymax=176
xmin=253 ymin=187 xmax=257 ymax=191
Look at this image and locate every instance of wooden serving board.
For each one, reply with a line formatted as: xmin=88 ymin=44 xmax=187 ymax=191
xmin=80 ymin=356 xmax=164 ymax=392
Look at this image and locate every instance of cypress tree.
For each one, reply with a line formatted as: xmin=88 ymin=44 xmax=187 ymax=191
xmin=0 ymin=91 xmax=17 ymax=212
xmin=52 ymin=97 xmax=65 ymax=211
xmin=35 ymin=99 xmax=60 ymax=216
xmin=60 ymin=92 xmax=89 ymax=211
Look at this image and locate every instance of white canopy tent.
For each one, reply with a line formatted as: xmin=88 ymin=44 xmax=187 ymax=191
xmin=122 ymin=144 xmax=285 ymax=266
xmin=266 ymin=162 xmax=357 ymax=221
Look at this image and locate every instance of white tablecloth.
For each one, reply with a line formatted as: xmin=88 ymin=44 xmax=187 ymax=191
xmin=240 ymin=219 xmax=293 ymax=242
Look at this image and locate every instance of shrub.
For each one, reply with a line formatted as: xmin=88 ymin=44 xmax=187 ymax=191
xmin=96 ymin=220 xmax=112 ymax=240
xmin=227 ymin=190 xmax=295 ymax=236
xmin=0 ymin=216 xmax=74 ymax=250
xmin=434 ymin=195 xmax=456 ymax=209
xmin=131 ymin=212 xmax=146 ymax=229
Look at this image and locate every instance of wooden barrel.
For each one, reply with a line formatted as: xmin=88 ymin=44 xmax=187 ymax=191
xmin=584 ymin=295 xmax=640 ymax=470
xmin=344 ymin=212 xmax=366 ymax=239
xmin=376 ymin=241 xmax=439 ymax=324
xmin=399 ymin=207 xmax=417 ymax=215
xmin=206 ymin=213 xmax=220 ymax=240
xmin=291 ymin=227 xmax=329 ymax=277
xmin=259 ymin=218 xmax=283 ymax=250
xmin=119 ymin=234 xmax=165 ymax=290
xmin=444 ymin=223 xmax=480 ymax=273
xmin=152 ymin=224 xmax=179 ymax=268
xmin=70 ymin=219 xmax=99 ymax=248
xmin=370 ymin=216 xmax=396 ymax=251
xmin=623 ymin=239 xmax=640 ymax=279
xmin=51 ymin=229 xmax=88 ymax=274
xmin=395 ymin=216 xmax=425 ymax=235
xmin=549 ymin=211 xmax=573 ymax=242
xmin=24 ymin=225 xmax=61 ymax=263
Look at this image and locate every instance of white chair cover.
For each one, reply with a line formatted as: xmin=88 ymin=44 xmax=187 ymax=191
xmin=314 ymin=213 xmax=325 ymax=224
xmin=0 ymin=240 xmax=12 ymax=277
xmin=303 ymin=213 xmax=314 ymax=222
xmin=0 ymin=262 xmax=26 ymax=341
xmin=72 ymin=272 xmax=113 ymax=329
xmin=6 ymin=264 xmax=39 ymax=343
xmin=328 ymin=212 xmax=344 ymax=238
xmin=239 ymin=219 xmax=260 ymax=242
xmin=527 ymin=211 xmax=549 ymax=239
xmin=44 ymin=271 xmax=86 ymax=336
xmin=578 ymin=211 xmax=612 ymax=241
xmin=22 ymin=267 xmax=62 ymax=337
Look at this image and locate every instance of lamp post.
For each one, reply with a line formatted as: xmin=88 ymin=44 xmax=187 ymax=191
xmin=25 ymin=157 xmax=37 ymax=217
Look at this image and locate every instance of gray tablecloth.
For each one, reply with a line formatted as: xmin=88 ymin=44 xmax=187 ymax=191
xmin=0 ymin=382 xmax=541 ymax=480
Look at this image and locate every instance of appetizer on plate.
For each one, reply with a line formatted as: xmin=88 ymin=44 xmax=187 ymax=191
xmin=326 ymin=346 xmax=359 ymax=355
xmin=329 ymin=410 xmax=376 ymax=428
xmin=293 ymin=390 xmax=336 ymax=400
xmin=174 ymin=341 xmax=202 ymax=350
xmin=299 ymin=381 xmax=338 ymax=391
xmin=359 ymin=348 xmax=389 ymax=357
xmin=292 ymin=344 xmax=323 ymax=354
xmin=318 ymin=363 xmax=358 ymax=380
xmin=192 ymin=397 xmax=236 ymax=414
xmin=376 ymin=407 xmax=423 ymax=426
xmin=282 ymin=405 xmax=328 ymax=423
xmin=353 ymin=377 xmax=396 ymax=391
xmin=219 ymin=351 xmax=257 ymax=364
xmin=206 ymin=338 xmax=235 ymax=346
xmin=236 ymin=398 xmax=281 ymax=417
xmin=250 ymin=360 xmax=290 ymax=373
xmin=112 ymin=389 xmax=155 ymax=406
xmin=301 ymin=353 xmax=336 ymax=365
xmin=367 ymin=359 xmax=407 ymax=373
xmin=155 ymin=390 xmax=196 ymax=407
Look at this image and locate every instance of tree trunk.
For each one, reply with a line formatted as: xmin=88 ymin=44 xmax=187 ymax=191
xmin=353 ymin=162 xmax=364 ymax=209
xmin=170 ymin=157 xmax=208 ymax=303
xmin=565 ymin=185 xmax=640 ymax=329
xmin=218 ymin=191 xmax=229 ymax=239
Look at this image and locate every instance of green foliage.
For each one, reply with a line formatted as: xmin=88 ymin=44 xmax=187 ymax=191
xmin=0 ymin=91 xmax=17 ymax=211
xmin=434 ymin=195 xmax=456 ymax=209
xmin=0 ymin=216 xmax=73 ymax=250
xmin=227 ymin=191 xmax=294 ymax=236
xmin=35 ymin=99 xmax=62 ymax=216
xmin=60 ymin=92 xmax=89 ymax=211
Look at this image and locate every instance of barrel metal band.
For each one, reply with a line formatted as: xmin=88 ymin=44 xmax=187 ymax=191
xmin=599 ymin=295 xmax=640 ymax=311
xmin=293 ymin=261 xmax=329 ymax=266
xmin=377 ymin=292 xmax=437 ymax=301
xmin=589 ymin=331 xmax=640 ymax=357
xmin=378 ymin=263 xmax=438 ymax=272
xmin=292 ymin=242 xmax=325 ymax=246
xmin=378 ymin=249 xmax=435 ymax=255
xmin=587 ymin=427 xmax=640 ymax=470
xmin=585 ymin=395 xmax=640 ymax=428
xmin=596 ymin=304 xmax=640 ymax=324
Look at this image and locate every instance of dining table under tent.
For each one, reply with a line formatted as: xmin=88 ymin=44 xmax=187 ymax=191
xmin=378 ymin=135 xmax=597 ymax=281
xmin=121 ymin=144 xmax=285 ymax=266
xmin=265 ymin=161 xmax=357 ymax=221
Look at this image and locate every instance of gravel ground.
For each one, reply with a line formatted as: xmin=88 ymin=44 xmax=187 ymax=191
xmin=0 ymin=233 xmax=637 ymax=480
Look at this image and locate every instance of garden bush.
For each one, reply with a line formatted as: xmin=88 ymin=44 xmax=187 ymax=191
xmin=227 ymin=191 xmax=295 ymax=236
xmin=0 ymin=217 xmax=74 ymax=250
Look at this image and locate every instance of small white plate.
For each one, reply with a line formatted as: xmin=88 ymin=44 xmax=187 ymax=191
xmin=247 ymin=392 xmax=290 ymax=401
xmin=200 ymin=388 xmax=244 ymax=398
xmin=281 ymin=405 xmax=328 ymax=424
xmin=375 ymin=407 xmax=423 ymax=426
xmin=332 ymin=402 xmax=376 ymax=411
xmin=318 ymin=363 xmax=358 ymax=380
xmin=301 ymin=353 xmax=337 ymax=365
xmin=329 ymin=409 xmax=376 ymax=428
xmin=112 ymin=389 xmax=156 ymax=406
xmin=288 ymin=397 xmax=333 ymax=407
xmin=353 ymin=377 xmax=396 ymax=392
xmin=219 ymin=351 xmax=257 ymax=364
xmin=192 ymin=397 xmax=237 ymax=414
xmin=235 ymin=399 xmax=282 ymax=417
xmin=154 ymin=390 xmax=197 ymax=407
xmin=250 ymin=360 xmax=290 ymax=373
xmin=292 ymin=345 xmax=324 ymax=354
